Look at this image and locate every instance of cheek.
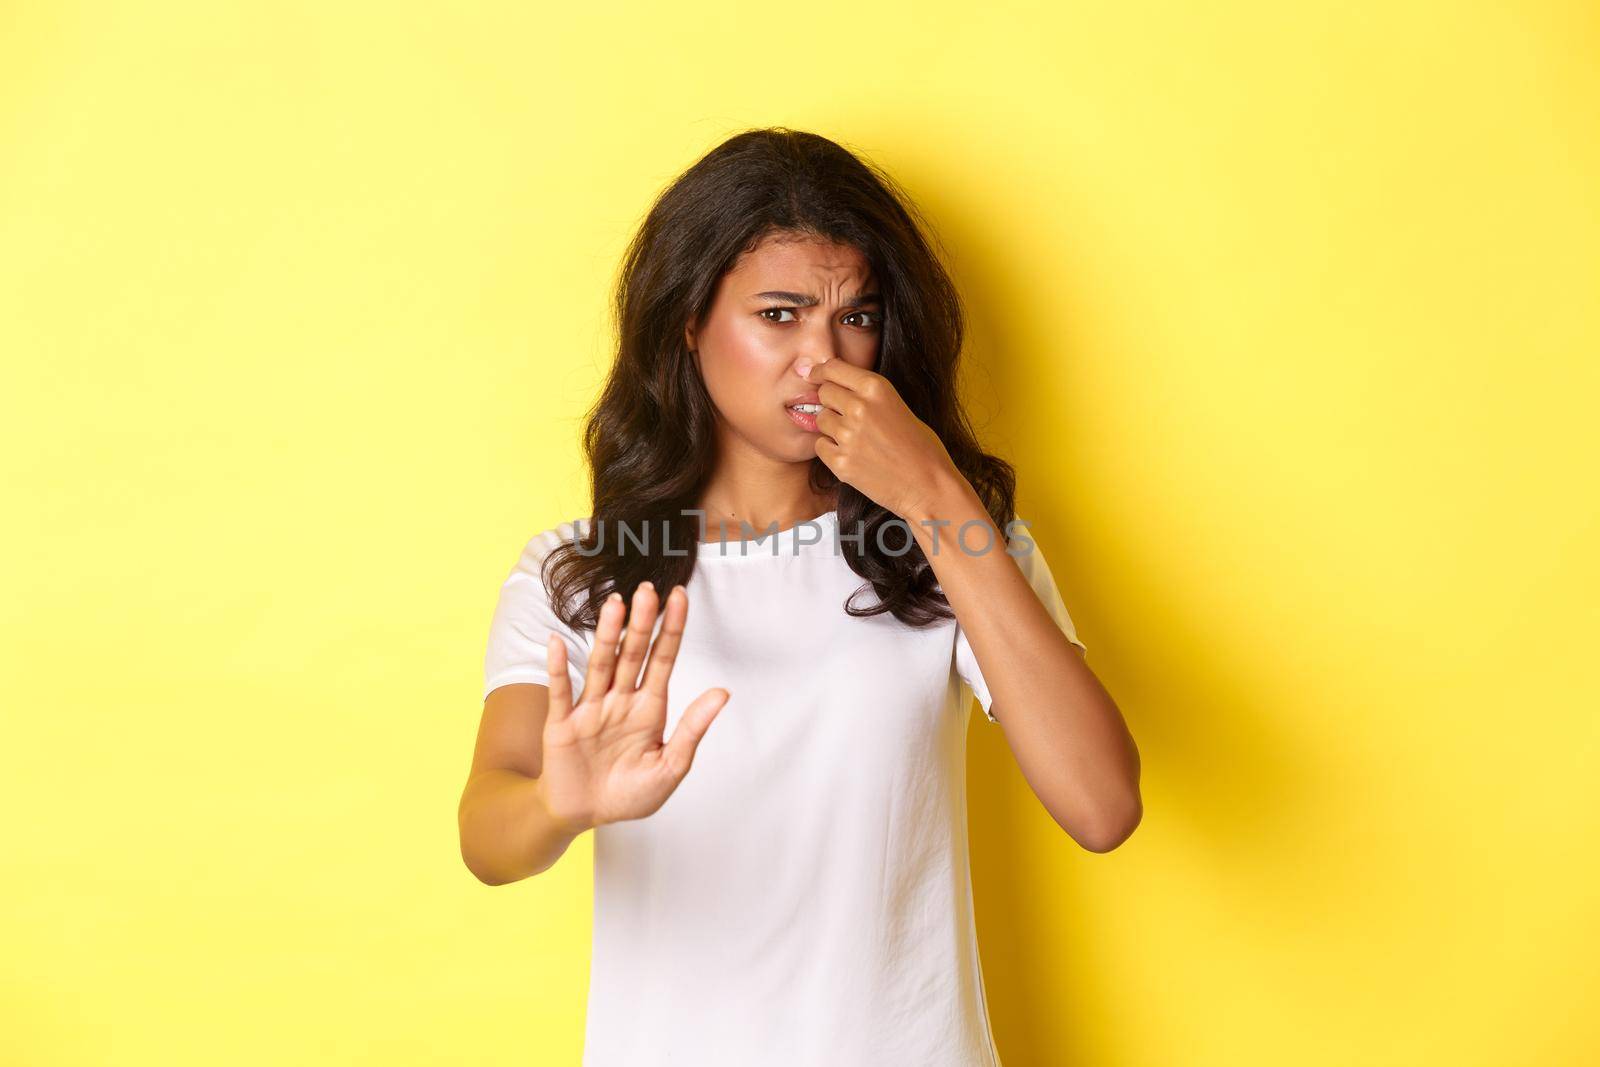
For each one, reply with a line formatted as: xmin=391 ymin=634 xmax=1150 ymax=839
xmin=844 ymin=331 xmax=881 ymax=369
xmin=703 ymin=318 xmax=781 ymax=389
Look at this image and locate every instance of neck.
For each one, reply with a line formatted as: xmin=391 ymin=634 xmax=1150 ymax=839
xmin=695 ymin=449 xmax=835 ymax=540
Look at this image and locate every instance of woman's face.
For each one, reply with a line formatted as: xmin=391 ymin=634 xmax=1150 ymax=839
xmin=685 ymin=230 xmax=883 ymax=465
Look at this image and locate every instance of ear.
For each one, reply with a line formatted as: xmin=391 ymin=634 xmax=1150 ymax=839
xmin=683 ymin=320 xmax=697 ymax=354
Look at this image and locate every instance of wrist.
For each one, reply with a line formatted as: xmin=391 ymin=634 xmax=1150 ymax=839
xmin=905 ymin=472 xmax=988 ymax=548
xmin=534 ymin=774 xmax=594 ymax=837
xmin=904 ymin=466 xmax=977 ymax=526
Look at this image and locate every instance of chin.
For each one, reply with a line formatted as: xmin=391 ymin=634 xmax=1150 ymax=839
xmin=755 ymin=436 xmax=810 ymax=462
xmin=724 ymin=413 xmax=820 ymax=464
xmin=764 ymin=440 xmax=818 ymax=466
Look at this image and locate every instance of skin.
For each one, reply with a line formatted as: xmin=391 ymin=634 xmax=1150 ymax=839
xmin=458 ymin=230 xmax=1141 ymax=887
xmin=799 ymin=355 xmax=1141 ymax=850
xmin=686 ymin=229 xmax=883 ymax=533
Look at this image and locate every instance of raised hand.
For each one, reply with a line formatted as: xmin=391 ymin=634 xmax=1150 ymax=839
xmin=536 ymin=581 xmax=729 ymax=833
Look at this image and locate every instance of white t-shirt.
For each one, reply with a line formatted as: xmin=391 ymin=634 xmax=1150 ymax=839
xmin=481 ymin=508 xmax=1086 ymax=1066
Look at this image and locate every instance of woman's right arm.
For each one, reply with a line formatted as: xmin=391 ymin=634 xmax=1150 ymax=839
xmin=458 ymin=583 xmax=730 ymax=886
xmin=458 ymin=682 xmax=587 ymax=885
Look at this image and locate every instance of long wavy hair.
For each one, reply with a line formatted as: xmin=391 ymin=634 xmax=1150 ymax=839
xmin=544 ymin=126 xmax=1016 ymax=631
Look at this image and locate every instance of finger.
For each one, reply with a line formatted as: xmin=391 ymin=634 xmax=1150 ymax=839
xmin=820 ymin=382 xmax=876 ymax=423
xmin=581 ymin=592 xmax=627 ymax=704
xmin=546 ymin=634 xmax=573 ymax=726
xmin=660 ymin=687 xmax=730 ymax=781
xmin=613 ymin=581 xmax=661 ymax=695
xmin=803 ymin=358 xmax=878 ymax=395
xmin=639 ymin=584 xmax=689 ymax=698
xmin=813 ymin=404 xmax=843 ymax=435
xmin=815 ymin=379 xmax=852 ymax=414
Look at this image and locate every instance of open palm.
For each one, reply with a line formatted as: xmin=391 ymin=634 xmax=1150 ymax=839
xmin=538 ymin=581 xmax=729 ymax=832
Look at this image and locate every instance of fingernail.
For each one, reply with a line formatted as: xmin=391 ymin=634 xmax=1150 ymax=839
xmin=608 ymin=592 xmax=622 ymax=603
xmin=797 ymin=359 xmax=812 ymax=376
xmin=639 ymin=581 xmax=653 ymax=592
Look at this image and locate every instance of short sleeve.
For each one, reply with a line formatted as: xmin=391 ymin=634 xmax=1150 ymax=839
xmin=953 ymin=518 xmax=1087 ymax=724
xmin=482 ymin=520 xmax=595 ymax=703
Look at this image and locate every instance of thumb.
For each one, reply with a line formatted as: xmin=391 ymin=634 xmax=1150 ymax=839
xmin=545 ymin=634 xmax=574 ymax=727
xmin=660 ymin=688 xmax=730 ymax=781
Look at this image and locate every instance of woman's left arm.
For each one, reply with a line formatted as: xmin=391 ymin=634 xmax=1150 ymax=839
xmin=802 ymin=356 xmax=1142 ymax=852
xmin=909 ymin=477 xmax=1142 ymax=853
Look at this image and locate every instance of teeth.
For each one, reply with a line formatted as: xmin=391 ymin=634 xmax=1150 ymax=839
xmin=790 ymin=403 xmax=823 ymax=414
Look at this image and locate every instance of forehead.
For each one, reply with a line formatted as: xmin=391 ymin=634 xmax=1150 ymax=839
xmin=724 ymin=232 xmax=873 ymax=285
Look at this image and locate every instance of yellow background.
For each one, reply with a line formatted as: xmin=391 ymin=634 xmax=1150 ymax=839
xmin=3 ymin=2 xmax=1596 ymax=1064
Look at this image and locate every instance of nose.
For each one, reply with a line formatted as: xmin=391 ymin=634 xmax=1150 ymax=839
xmin=796 ymin=333 xmax=839 ymax=377
xmin=797 ymin=354 xmax=831 ymax=382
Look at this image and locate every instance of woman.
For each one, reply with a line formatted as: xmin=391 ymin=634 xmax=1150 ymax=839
xmin=458 ymin=127 xmax=1141 ymax=1066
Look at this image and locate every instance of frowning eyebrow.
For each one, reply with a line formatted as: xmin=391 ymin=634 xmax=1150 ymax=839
xmin=752 ymin=290 xmax=882 ymax=308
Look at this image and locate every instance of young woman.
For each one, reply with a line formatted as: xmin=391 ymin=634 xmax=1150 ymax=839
xmin=458 ymin=127 xmax=1141 ymax=1067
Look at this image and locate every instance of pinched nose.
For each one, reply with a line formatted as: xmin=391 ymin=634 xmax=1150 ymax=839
xmin=796 ymin=347 xmax=837 ymax=377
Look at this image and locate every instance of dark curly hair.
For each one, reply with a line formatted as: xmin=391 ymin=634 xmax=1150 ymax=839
xmin=544 ymin=126 xmax=1016 ymax=631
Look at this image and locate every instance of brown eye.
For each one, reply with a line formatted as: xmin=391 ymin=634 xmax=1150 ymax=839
xmin=760 ymin=308 xmax=799 ymax=323
xmin=844 ymin=310 xmax=882 ymax=328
